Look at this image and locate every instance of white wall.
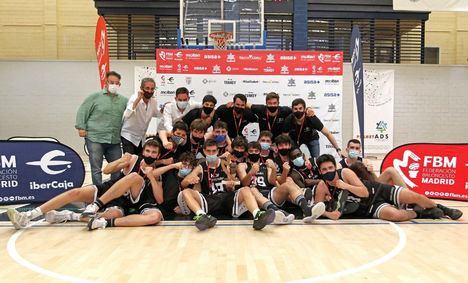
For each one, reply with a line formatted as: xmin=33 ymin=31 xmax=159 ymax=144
xmin=0 ymin=60 xmax=467 ymax=155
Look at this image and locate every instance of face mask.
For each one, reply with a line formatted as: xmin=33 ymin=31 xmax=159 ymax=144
xmin=267 ymin=106 xmax=278 ymax=113
xmin=192 ymin=135 xmax=204 ymax=144
xmin=293 ymin=111 xmax=304 ymax=119
xmin=107 ymin=84 xmax=120 ymax=94
xmin=278 ymin=148 xmax=290 ymax=156
xmin=348 ymin=150 xmax=360 ymax=159
xmin=178 ymin=168 xmax=192 ymax=177
xmin=292 ymin=156 xmax=305 ymax=167
xmin=260 ymin=142 xmax=270 ymax=151
xmin=234 ymin=107 xmax=244 ymax=114
xmin=171 ymin=135 xmax=185 ymax=145
xmin=203 ymin=106 xmax=214 ymax=115
xmin=248 ymin=153 xmax=260 ymax=163
xmin=233 ymin=150 xmax=245 ymax=159
xmin=177 ymin=100 xmax=188 ymax=110
xmin=206 ymin=154 xmax=218 ymax=164
xmin=322 ymin=171 xmax=336 ymax=182
xmin=143 ymin=156 xmax=157 ymax=165
xmin=143 ymin=91 xmax=154 ymax=99
xmin=214 ymin=134 xmax=226 ymax=143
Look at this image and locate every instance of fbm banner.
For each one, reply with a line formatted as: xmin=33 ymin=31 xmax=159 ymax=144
xmin=0 ymin=141 xmax=85 ymax=204
xmin=381 ymin=143 xmax=468 ymax=201
xmin=155 ymin=49 xmax=343 ymax=156
xmin=353 ymin=69 xmax=394 ymax=154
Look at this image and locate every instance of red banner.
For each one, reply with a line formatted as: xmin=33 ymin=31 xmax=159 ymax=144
xmin=156 ymin=49 xmax=343 ymax=76
xmin=95 ymin=16 xmax=110 ymax=88
xmin=381 ymin=143 xmax=468 ymax=201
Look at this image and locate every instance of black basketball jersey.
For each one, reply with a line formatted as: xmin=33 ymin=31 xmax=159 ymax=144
xmin=200 ymin=161 xmax=229 ymax=195
xmin=246 ymin=163 xmax=274 ymax=191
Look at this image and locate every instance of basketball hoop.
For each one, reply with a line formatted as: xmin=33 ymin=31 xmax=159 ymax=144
xmin=209 ymin=31 xmax=233 ymax=49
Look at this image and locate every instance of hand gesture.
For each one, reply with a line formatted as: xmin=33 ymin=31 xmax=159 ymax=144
xmin=137 ymin=90 xmax=144 ymax=100
xmin=185 ymin=175 xmax=200 ymax=185
xmin=163 ymin=141 xmax=174 ymax=151
xmin=265 ymin=159 xmax=276 ymax=170
xmin=144 ymin=167 xmax=154 ymax=179
xmin=282 ymin=162 xmax=290 ymax=172
xmin=173 ymin=162 xmax=183 ymax=170
xmin=306 ymin=107 xmax=315 ymax=117
xmin=78 ymin=129 xmax=87 ymax=137
xmin=250 ymin=163 xmax=260 ymax=175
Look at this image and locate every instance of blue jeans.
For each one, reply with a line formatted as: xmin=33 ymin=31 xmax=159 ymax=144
xmin=85 ymin=139 xmax=122 ymax=185
xmin=305 ymin=139 xmax=320 ymax=159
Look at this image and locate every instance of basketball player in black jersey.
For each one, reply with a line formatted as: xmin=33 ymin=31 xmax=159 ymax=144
xmin=258 ymin=131 xmax=275 ymax=162
xmin=7 ymin=139 xmax=164 ymax=230
xmin=349 ymin=162 xmax=462 ymax=221
xmin=205 ymin=120 xmax=232 ymax=155
xmin=274 ymin=135 xmax=294 ymax=185
xmin=178 ymin=139 xmax=275 ymax=231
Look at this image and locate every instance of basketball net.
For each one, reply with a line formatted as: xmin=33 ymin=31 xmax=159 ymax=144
xmin=209 ymin=31 xmax=233 ymax=49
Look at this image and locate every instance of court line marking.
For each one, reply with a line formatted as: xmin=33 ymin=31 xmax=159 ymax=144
xmin=288 ymin=221 xmax=407 ymax=283
xmin=7 ymin=220 xmax=95 ymax=283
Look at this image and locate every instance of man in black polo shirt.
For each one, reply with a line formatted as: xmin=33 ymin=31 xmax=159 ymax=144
xmin=182 ymin=95 xmax=218 ymax=129
xmin=283 ymin=98 xmax=341 ymax=158
xmin=250 ymin=92 xmax=291 ymax=139
xmin=215 ymin=93 xmax=257 ymax=138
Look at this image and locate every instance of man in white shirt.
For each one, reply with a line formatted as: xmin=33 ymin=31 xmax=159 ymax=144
xmin=157 ymin=87 xmax=201 ymax=132
xmin=121 ymin=78 xmax=161 ymax=155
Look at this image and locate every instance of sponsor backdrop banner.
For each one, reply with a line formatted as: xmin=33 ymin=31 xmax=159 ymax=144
xmin=381 ymin=143 xmax=468 ymax=201
xmin=154 ymin=49 xmax=343 ymax=156
xmin=0 ymin=141 xmax=85 ymax=204
xmin=95 ymin=16 xmax=110 ymax=89
xmin=353 ymin=69 xmax=394 ymax=154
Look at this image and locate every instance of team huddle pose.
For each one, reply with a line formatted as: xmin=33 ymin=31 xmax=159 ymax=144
xmin=7 ymin=72 xmax=463 ymax=231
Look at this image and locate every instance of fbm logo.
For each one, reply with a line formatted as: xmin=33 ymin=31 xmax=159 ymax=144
xmin=1 ymin=155 xmax=16 ymax=168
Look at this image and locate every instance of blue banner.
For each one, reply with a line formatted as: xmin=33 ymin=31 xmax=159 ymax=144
xmin=0 ymin=141 xmax=85 ymax=204
xmin=350 ymin=25 xmax=365 ymax=156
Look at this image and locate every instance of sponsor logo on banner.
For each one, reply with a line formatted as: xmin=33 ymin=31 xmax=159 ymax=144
xmin=185 ymin=77 xmax=192 ymax=85
xmin=160 ymin=75 xmax=166 ymax=86
xmin=175 ymin=51 xmax=183 ymax=59
xmin=263 ymin=67 xmax=275 ymax=73
xmin=185 ymin=53 xmax=201 ymax=59
xmin=160 ymin=90 xmax=176 ymax=96
xmin=304 ymin=80 xmax=320 ymax=85
xmin=283 ymin=93 xmax=300 ymax=97
xmin=318 ymin=53 xmax=333 ymax=63
xmin=308 ymin=91 xmax=317 ymax=100
xmin=167 ymin=77 xmax=175 ymax=84
xmin=204 ymin=54 xmax=221 ymax=59
xmin=324 ymin=92 xmax=340 ymax=97
xmin=245 ymin=92 xmax=257 ymax=98
xmin=177 ymin=64 xmax=189 ymax=72
xmin=330 ymin=131 xmax=340 ymax=135
xmin=381 ymin=143 xmax=468 ymax=201
xmin=224 ymin=79 xmax=236 ymax=85
xmin=333 ymin=53 xmax=342 ymax=62
xmin=243 ymin=67 xmax=259 ymax=72
xmin=202 ymin=79 xmax=216 ymax=84
xmin=328 ymin=67 xmax=341 ymax=73
xmin=159 ymin=51 xmax=174 ymax=61
xmin=280 ymin=56 xmax=296 ymax=60
xmin=189 ymin=90 xmax=196 ymax=97
xmin=242 ymin=80 xmax=259 ymax=84
xmin=212 ymin=65 xmax=221 ymax=74
xmin=193 ymin=66 xmax=207 ymax=71
xmin=262 ymin=80 xmax=280 ymax=84
xmin=159 ymin=65 xmax=173 ymax=71
xmin=26 ymin=150 xmax=72 ymax=175
xmin=328 ymin=104 xmax=337 ymax=112
xmin=206 ymin=91 xmax=213 ymax=95
xmin=287 ymin=78 xmax=296 ymax=87
xmin=294 ymin=67 xmax=308 ymax=72
xmin=281 ymin=66 xmax=289 ymax=74
xmin=239 ymin=55 xmax=262 ymax=61
xmin=227 ymin=53 xmax=235 ymax=62
xmin=300 ymin=55 xmax=315 ymax=61
xmin=325 ymin=118 xmax=340 ymax=122
xmin=266 ymin=54 xmax=275 ymax=63
xmin=325 ymin=79 xmax=340 ymax=85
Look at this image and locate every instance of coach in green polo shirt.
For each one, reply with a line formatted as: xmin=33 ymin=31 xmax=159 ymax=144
xmin=75 ymin=71 xmax=128 ymax=185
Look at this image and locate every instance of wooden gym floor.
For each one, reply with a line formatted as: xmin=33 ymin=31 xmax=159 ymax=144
xmin=0 ymin=200 xmax=466 ymax=283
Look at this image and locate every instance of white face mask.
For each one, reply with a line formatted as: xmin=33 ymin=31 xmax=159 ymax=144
xmin=107 ymin=84 xmax=120 ymax=94
xmin=176 ymin=100 xmax=189 ymax=110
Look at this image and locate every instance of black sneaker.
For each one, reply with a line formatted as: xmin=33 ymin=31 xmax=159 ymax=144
xmin=437 ymin=204 xmax=463 ymax=220
xmin=253 ymin=209 xmax=275 ymax=230
xmin=304 ymin=188 xmax=313 ymax=206
xmin=194 ymin=214 xmax=217 ymax=231
xmin=417 ymin=207 xmax=444 ymax=219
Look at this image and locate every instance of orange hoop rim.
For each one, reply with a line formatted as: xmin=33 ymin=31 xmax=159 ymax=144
xmin=209 ymin=31 xmax=233 ymax=40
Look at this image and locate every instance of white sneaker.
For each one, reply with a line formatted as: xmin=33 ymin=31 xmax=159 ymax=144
xmin=7 ymin=208 xmax=30 ymax=230
xmin=274 ymin=210 xmax=295 ymax=224
xmin=45 ymin=210 xmax=73 ymax=224
xmin=87 ymin=217 xmax=107 ymax=231
xmin=81 ymin=203 xmax=99 ymax=217
xmin=303 ymin=202 xmax=325 ymax=224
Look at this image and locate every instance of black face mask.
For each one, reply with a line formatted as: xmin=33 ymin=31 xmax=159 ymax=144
xmin=293 ymin=111 xmax=304 ymax=119
xmin=234 ymin=107 xmax=244 ymax=114
xmin=248 ymin=153 xmax=260 ymax=162
xmin=192 ymin=135 xmax=204 ymax=144
xmin=233 ymin=150 xmax=245 ymax=158
xmin=267 ymin=106 xmax=278 ymax=113
xmin=143 ymin=156 xmax=157 ymax=165
xmin=143 ymin=91 xmax=154 ymax=99
xmin=203 ymin=106 xmax=214 ymax=115
xmin=278 ymin=148 xmax=290 ymax=156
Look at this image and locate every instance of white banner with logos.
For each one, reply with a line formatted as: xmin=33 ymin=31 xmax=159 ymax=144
xmin=353 ymin=69 xmax=394 ymax=154
xmin=393 ymin=0 xmax=468 ymax=11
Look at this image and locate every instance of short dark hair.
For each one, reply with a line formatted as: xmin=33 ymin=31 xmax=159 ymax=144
xmin=275 ymin=134 xmax=292 ymax=146
xmin=203 ymin=95 xmax=217 ymax=105
xmin=176 ymin=87 xmax=189 ymax=96
xmin=316 ymin=154 xmax=337 ymax=169
xmin=203 ymin=139 xmax=217 ymax=150
xmin=213 ymin=120 xmax=228 ymax=130
xmin=232 ymin=136 xmax=248 ymax=151
xmin=258 ymin=130 xmax=273 ymax=140
xmin=233 ymin=93 xmax=247 ymax=103
xmin=140 ymin=77 xmax=155 ymax=88
xmin=266 ymin=92 xmax=279 ymax=102
xmin=190 ymin=119 xmax=207 ymax=132
xmin=247 ymin=141 xmax=261 ymax=151
xmin=173 ymin=121 xmax=189 ymax=133
xmin=292 ymin=98 xmax=306 ymax=108
xmin=178 ymin=152 xmax=198 ymax=167
xmin=106 ymin=71 xmax=121 ymax=80
xmin=143 ymin=138 xmax=162 ymax=151
xmin=347 ymin=139 xmax=361 ymax=147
